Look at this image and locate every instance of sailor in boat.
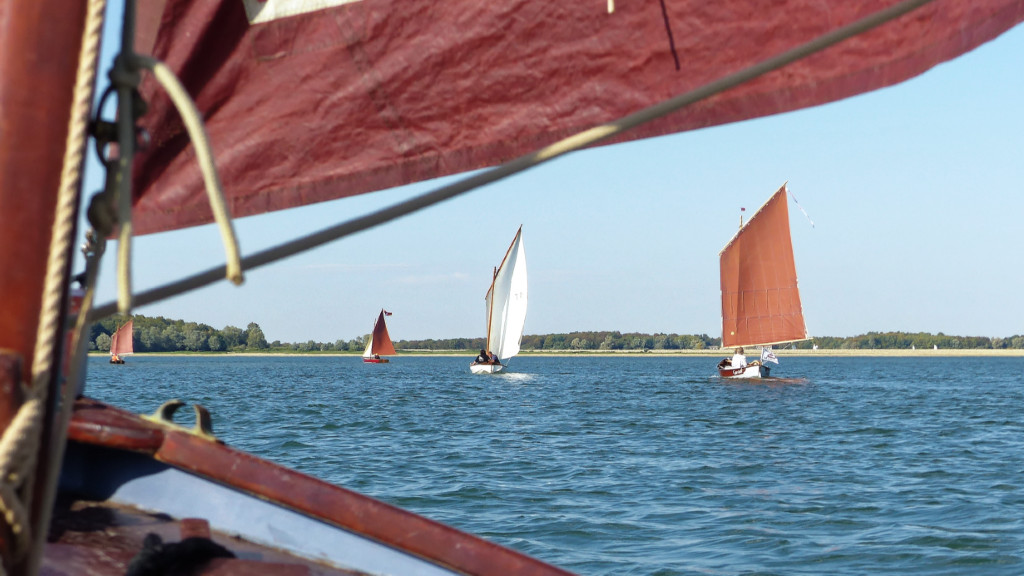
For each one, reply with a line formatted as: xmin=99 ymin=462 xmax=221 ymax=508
xmin=730 ymin=347 xmax=747 ymax=368
xmin=472 ymin=349 xmax=502 ymax=366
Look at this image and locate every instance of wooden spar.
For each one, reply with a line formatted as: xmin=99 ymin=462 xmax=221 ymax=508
xmin=485 ymin=266 xmax=497 ymax=353
xmin=0 ymin=1 xmax=91 ymax=573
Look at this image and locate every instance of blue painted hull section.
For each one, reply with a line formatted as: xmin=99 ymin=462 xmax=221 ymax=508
xmin=61 ymin=443 xmax=458 ymax=575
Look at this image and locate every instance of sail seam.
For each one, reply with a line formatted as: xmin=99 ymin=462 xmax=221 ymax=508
xmin=88 ymin=0 xmax=936 ymax=321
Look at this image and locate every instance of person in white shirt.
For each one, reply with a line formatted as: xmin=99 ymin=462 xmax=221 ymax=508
xmin=731 ymin=347 xmax=747 ymax=368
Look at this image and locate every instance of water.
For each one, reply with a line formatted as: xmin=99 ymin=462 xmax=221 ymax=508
xmin=84 ymin=355 xmax=1024 ymax=575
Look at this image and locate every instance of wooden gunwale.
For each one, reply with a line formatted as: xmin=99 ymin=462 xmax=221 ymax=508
xmin=66 ymin=398 xmax=576 ymax=576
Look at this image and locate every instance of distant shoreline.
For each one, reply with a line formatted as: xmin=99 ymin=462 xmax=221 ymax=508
xmin=91 ymin=349 xmax=1024 ymax=358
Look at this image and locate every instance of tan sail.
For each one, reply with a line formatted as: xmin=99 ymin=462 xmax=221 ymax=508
xmin=720 ymin=184 xmax=807 ymax=349
xmin=110 ymin=319 xmax=134 ymax=357
xmin=364 ymin=310 xmax=397 ymax=357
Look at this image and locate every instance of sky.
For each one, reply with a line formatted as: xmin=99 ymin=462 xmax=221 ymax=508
xmin=81 ymin=6 xmax=1024 ymax=344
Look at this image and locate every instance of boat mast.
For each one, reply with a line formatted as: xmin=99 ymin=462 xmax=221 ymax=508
xmin=0 ymin=1 xmax=93 ymax=573
xmin=484 ymin=266 xmax=497 ymax=353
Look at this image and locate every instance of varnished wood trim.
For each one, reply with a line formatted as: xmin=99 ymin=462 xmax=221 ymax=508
xmin=69 ymin=399 xmax=575 ymax=575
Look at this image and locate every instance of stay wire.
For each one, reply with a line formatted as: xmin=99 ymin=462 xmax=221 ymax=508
xmin=87 ymin=0 xmax=934 ymax=323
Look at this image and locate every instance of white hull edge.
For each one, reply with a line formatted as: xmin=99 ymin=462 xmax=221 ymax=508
xmin=717 ymin=361 xmax=769 ymax=379
xmin=470 ymin=363 xmax=505 ymax=374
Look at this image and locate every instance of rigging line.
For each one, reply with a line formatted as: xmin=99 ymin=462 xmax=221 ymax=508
xmin=788 ymin=188 xmax=815 ymax=228
xmin=22 ymin=0 xmax=110 ymax=573
xmin=113 ymin=0 xmax=140 ymax=315
xmin=135 ymin=55 xmax=244 ymax=286
xmin=87 ymin=0 xmax=935 ymax=322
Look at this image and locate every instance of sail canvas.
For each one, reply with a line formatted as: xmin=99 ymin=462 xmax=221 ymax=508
xmin=363 ymin=310 xmax=397 ymax=357
xmin=720 ymin=185 xmax=807 ymax=348
xmin=110 ymin=319 xmax=134 ymax=356
xmin=485 ymin=229 xmax=528 ymax=361
xmin=129 ymin=1 xmax=1024 ymax=236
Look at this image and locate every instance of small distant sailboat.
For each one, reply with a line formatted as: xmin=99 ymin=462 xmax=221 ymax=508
xmin=109 ymin=318 xmax=134 ymax=364
xmin=717 ymin=184 xmax=808 ymax=378
xmin=363 ymin=309 xmax=396 ymax=363
xmin=471 ymin=227 xmax=527 ymax=374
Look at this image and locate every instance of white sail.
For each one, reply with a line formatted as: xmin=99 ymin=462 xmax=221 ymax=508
xmin=485 ymin=228 xmax=528 ymax=362
xmin=362 ymin=335 xmax=374 ymax=358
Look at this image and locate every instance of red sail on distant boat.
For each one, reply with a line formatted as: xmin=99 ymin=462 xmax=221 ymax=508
xmin=718 ymin=184 xmax=807 ymax=378
xmin=109 ymin=318 xmax=134 ymax=364
xmin=363 ymin=309 xmax=397 ymax=363
xmin=5 ymin=0 xmax=1024 ymax=574
xmin=129 ymin=0 xmax=1024 ymax=236
xmin=720 ymin=184 xmax=807 ymax=348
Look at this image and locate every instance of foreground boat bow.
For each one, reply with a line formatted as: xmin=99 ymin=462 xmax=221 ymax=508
xmin=55 ymin=397 xmax=576 ymax=575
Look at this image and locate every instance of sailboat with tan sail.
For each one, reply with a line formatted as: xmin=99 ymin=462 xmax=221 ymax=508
xmin=3 ymin=0 xmax=1020 ymax=573
xmin=717 ymin=183 xmax=809 ymax=379
xmin=363 ymin=309 xmax=397 ymax=363
xmin=109 ymin=318 xmax=133 ymax=364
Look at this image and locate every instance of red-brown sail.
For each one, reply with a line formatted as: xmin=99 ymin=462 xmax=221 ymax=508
xmin=369 ymin=310 xmax=397 ymax=356
xmin=110 ymin=319 xmax=134 ymax=357
xmin=720 ymin=184 xmax=807 ymax=348
xmin=128 ymin=0 xmax=1024 ymax=236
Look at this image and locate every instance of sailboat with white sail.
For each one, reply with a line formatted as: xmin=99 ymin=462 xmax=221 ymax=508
xmin=5 ymin=0 xmax=1019 ymax=573
xmin=109 ymin=318 xmax=134 ymax=364
xmin=717 ymin=184 xmax=808 ymax=378
xmin=363 ymin=309 xmax=397 ymax=363
xmin=471 ymin=227 xmax=528 ymax=374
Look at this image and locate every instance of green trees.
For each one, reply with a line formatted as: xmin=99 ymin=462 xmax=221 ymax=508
xmin=86 ymin=315 xmax=1024 ymax=353
xmin=95 ymin=333 xmax=111 ymax=352
xmin=246 ymin=322 xmax=269 ymax=350
xmin=87 ymin=315 xmax=270 ymax=353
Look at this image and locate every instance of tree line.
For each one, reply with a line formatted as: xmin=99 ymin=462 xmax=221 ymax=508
xmin=790 ymin=331 xmax=1024 ymax=350
xmin=92 ymin=315 xmax=270 ymax=353
xmin=88 ymin=316 xmax=1024 ymax=353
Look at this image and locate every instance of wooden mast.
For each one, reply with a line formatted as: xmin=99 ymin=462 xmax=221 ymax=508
xmin=0 ymin=1 xmax=91 ymax=573
xmin=485 ymin=266 xmax=497 ymax=354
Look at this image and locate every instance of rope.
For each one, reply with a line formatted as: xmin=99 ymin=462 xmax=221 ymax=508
xmin=0 ymin=391 xmax=45 ymax=565
xmin=0 ymin=0 xmax=109 ymax=574
xmin=135 ymin=56 xmax=244 ymax=286
xmin=110 ymin=52 xmax=139 ymax=316
xmin=86 ymin=0 xmax=936 ymax=322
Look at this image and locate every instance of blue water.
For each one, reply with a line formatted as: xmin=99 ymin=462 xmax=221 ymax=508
xmin=84 ymin=355 xmax=1024 ymax=575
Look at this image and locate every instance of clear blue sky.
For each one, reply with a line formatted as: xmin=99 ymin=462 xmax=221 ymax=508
xmin=82 ymin=5 xmax=1024 ymax=344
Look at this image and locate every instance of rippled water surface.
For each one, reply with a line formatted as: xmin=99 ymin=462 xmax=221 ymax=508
xmin=85 ymin=355 xmax=1024 ymax=575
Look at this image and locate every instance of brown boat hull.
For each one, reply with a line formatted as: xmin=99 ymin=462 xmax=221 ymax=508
xmin=58 ymin=397 xmax=575 ymax=576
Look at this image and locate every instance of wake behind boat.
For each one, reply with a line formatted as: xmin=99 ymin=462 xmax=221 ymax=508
xmin=718 ymin=184 xmax=809 ymax=379
xmin=363 ymin=309 xmax=397 ymax=363
xmin=471 ymin=227 xmax=528 ymax=374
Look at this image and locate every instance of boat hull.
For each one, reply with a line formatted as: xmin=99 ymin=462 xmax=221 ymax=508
xmin=363 ymin=357 xmax=389 ymax=363
xmin=58 ymin=398 xmax=575 ymax=576
xmin=470 ymin=362 xmax=505 ymax=374
xmin=717 ymin=360 xmax=769 ymax=379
